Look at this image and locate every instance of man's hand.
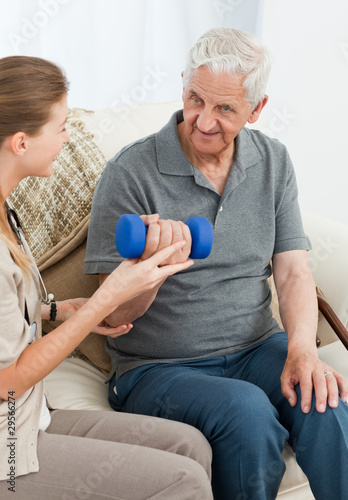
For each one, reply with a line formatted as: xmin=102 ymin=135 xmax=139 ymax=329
xmin=140 ymin=216 xmax=192 ymax=265
xmin=281 ymin=345 xmax=348 ymax=413
xmin=54 ymin=297 xmax=133 ymax=338
xmin=100 ymin=214 xmax=193 ymax=328
xmin=273 ymin=249 xmax=348 ymax=413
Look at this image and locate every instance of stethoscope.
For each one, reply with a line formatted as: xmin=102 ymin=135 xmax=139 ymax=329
xmin=6 ymin=202 xmax=54 ymax=306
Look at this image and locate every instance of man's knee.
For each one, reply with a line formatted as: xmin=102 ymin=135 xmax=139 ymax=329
xmin=286 ymin=386 xmax=348 ymax=450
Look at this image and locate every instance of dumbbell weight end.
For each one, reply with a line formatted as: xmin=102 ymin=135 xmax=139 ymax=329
xmin=115 ymin=214 xmax=213 ymax=259
xmin=115 ymin=214 xmax=147 ymax=258
xmin=185 ymin=216 xmax=213 ymax=259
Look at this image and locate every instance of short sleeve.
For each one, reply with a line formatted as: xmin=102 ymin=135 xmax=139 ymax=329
xmin=273 ymin=151 xmax=311 ymax=254
xmin=0 ymin=243 xmax=30 ymax=370
xmin=84 ymin=159 xmax=148 ymax=275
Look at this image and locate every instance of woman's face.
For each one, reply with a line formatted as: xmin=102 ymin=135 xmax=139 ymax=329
xmin=21 ymin=94 xmax=70 ymax=178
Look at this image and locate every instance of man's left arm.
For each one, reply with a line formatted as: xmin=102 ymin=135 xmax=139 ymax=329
xmin=272 ymin=249 xmax=348 ymax=413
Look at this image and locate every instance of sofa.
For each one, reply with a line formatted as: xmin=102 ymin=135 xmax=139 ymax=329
xmin=9 ymin=100 xmax=348 ymax=499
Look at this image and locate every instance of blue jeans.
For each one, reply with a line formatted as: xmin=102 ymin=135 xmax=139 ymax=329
xmin=109 ymin=332 xmax=348 ymax=499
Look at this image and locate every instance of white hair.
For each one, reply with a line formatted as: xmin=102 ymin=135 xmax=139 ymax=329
xmin=182 ymin=27 xmax=273 ymax=108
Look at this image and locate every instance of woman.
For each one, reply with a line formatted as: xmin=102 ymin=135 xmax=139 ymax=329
xmin=0 ymin=56 xmax=212 ymax=500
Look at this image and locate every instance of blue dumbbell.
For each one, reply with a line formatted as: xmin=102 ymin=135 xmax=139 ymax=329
xmin=115 ymin=214 xmax=213 ymax=259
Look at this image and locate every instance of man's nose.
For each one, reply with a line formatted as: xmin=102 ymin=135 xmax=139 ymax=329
xmin=196 ymin=107 xmax=217 ymax=132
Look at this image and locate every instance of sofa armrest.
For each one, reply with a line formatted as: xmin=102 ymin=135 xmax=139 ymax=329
xmin=302 ymin=211 xmax=348 ymax=345
xmin=317 ymin=294 xmax=348 ymax=350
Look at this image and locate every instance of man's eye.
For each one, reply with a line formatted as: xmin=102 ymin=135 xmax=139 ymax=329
xmin=221 ymin=105 xmax=232 ymax=112
xmin=192 ymin=97 xmax=200 ymax=104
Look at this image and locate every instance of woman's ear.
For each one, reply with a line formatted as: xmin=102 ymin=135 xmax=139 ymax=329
xmin=9 ymin=132 xmax=28 ymax=156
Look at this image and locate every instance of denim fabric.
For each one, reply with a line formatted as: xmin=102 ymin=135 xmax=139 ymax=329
xmin=109 ymin=331 xmax=348 ymax=500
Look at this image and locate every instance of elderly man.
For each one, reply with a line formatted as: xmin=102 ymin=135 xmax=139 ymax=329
xmin=85 ymin=28 xmax=348 ymax=499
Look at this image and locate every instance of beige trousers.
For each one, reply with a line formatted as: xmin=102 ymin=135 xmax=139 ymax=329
xmin=1 ymin=410 xmax=213 ymax=499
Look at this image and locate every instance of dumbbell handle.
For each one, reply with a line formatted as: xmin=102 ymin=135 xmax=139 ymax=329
xmin=115 ymin=214 xmax=213 ymax=259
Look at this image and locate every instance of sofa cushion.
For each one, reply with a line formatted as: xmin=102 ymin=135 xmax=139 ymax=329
xmin=71 ymin=101 xmax=182 ymax=161
xmin=45 ymin=357 xmax=112 ymax=411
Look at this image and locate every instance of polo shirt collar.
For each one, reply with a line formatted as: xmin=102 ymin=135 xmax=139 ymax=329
xmin=156 ymin=110 xmax=193 ymax=176
xmin=234 ymin=126 xmax=262 ymax=171
xmin=156 ymin=110 xmax=262 ymax=176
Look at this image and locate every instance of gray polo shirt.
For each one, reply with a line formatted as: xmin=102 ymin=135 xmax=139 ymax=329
xmin=85 ymin=110 xmax=311 ymax=379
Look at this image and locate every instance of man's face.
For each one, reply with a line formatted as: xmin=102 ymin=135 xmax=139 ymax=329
xmin=181 ymin=66 xmax=263 ymax=158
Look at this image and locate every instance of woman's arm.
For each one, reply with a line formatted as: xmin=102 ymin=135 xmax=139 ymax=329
xmin=42 ymin=298 xmax=134 ymax=336
xmin=0 ymin=241 xmax=193 ymax=400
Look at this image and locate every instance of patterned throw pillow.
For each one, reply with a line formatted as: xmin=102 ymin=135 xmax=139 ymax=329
xmin=8 ymin=109 xmax=107 ymax=262
xmin=8 ymin=109 xmax=112 ymax=373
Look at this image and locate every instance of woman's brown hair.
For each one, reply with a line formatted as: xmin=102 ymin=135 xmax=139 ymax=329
xmin=0 ymin=56 xmax=69 ymax=276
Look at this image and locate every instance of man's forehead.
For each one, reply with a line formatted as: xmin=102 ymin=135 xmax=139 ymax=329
xmin=186 ymin=67 xmax=246 ymax=100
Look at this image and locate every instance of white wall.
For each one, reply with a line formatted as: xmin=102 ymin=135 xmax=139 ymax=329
xmin=0 ymin=0 xmax=262 ymax=108
xmin=1 ymin=0 xmax=347 ymax=225
xmin=260 ymin=0 xmax=348 ymax=225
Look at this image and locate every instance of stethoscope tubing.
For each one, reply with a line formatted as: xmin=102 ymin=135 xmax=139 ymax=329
xmin=6 ymin=202 xmax=53 ymax=305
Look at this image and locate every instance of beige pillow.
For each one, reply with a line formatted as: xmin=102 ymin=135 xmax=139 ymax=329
xmin=8 ymin=109 xmax=107 ymax=261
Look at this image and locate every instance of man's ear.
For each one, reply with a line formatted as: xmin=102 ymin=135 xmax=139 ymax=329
xmin=181 ymin=71 xmax=185 ymax=101
xmin=9 ymin=132 xmax=28 ymax=156
xmin=248 ymin=95 xmax=269 ymax=124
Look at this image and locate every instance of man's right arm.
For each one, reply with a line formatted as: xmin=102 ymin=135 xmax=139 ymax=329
xmin=100 ymin=218 xmax=192 ymax=326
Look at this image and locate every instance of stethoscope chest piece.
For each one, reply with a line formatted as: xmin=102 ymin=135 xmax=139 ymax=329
xmin=28 ymin=321 xmax=37 ymax=344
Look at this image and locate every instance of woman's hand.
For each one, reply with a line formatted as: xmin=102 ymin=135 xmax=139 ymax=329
xmin=98 ymin=240 xmax=194 ymax=316
xmin=42 ymin=239 xmax=193 ymax=337
xmin=47 ymin=298 xmax=133 ymax=338
xmin=91 ymin=320 xmax=133 ymax=338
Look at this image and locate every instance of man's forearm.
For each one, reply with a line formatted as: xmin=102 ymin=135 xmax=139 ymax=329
xmin=99 ymin=273 xmax=164 ymax=326
xmin=277 ymin=272 xmax=318 ymax=349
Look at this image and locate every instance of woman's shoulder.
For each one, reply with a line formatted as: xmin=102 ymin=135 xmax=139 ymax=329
xmin=0 ymin=236 xmax=12 ymax=259
xmin=0 ymin=236 xmax=20 ymax=278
